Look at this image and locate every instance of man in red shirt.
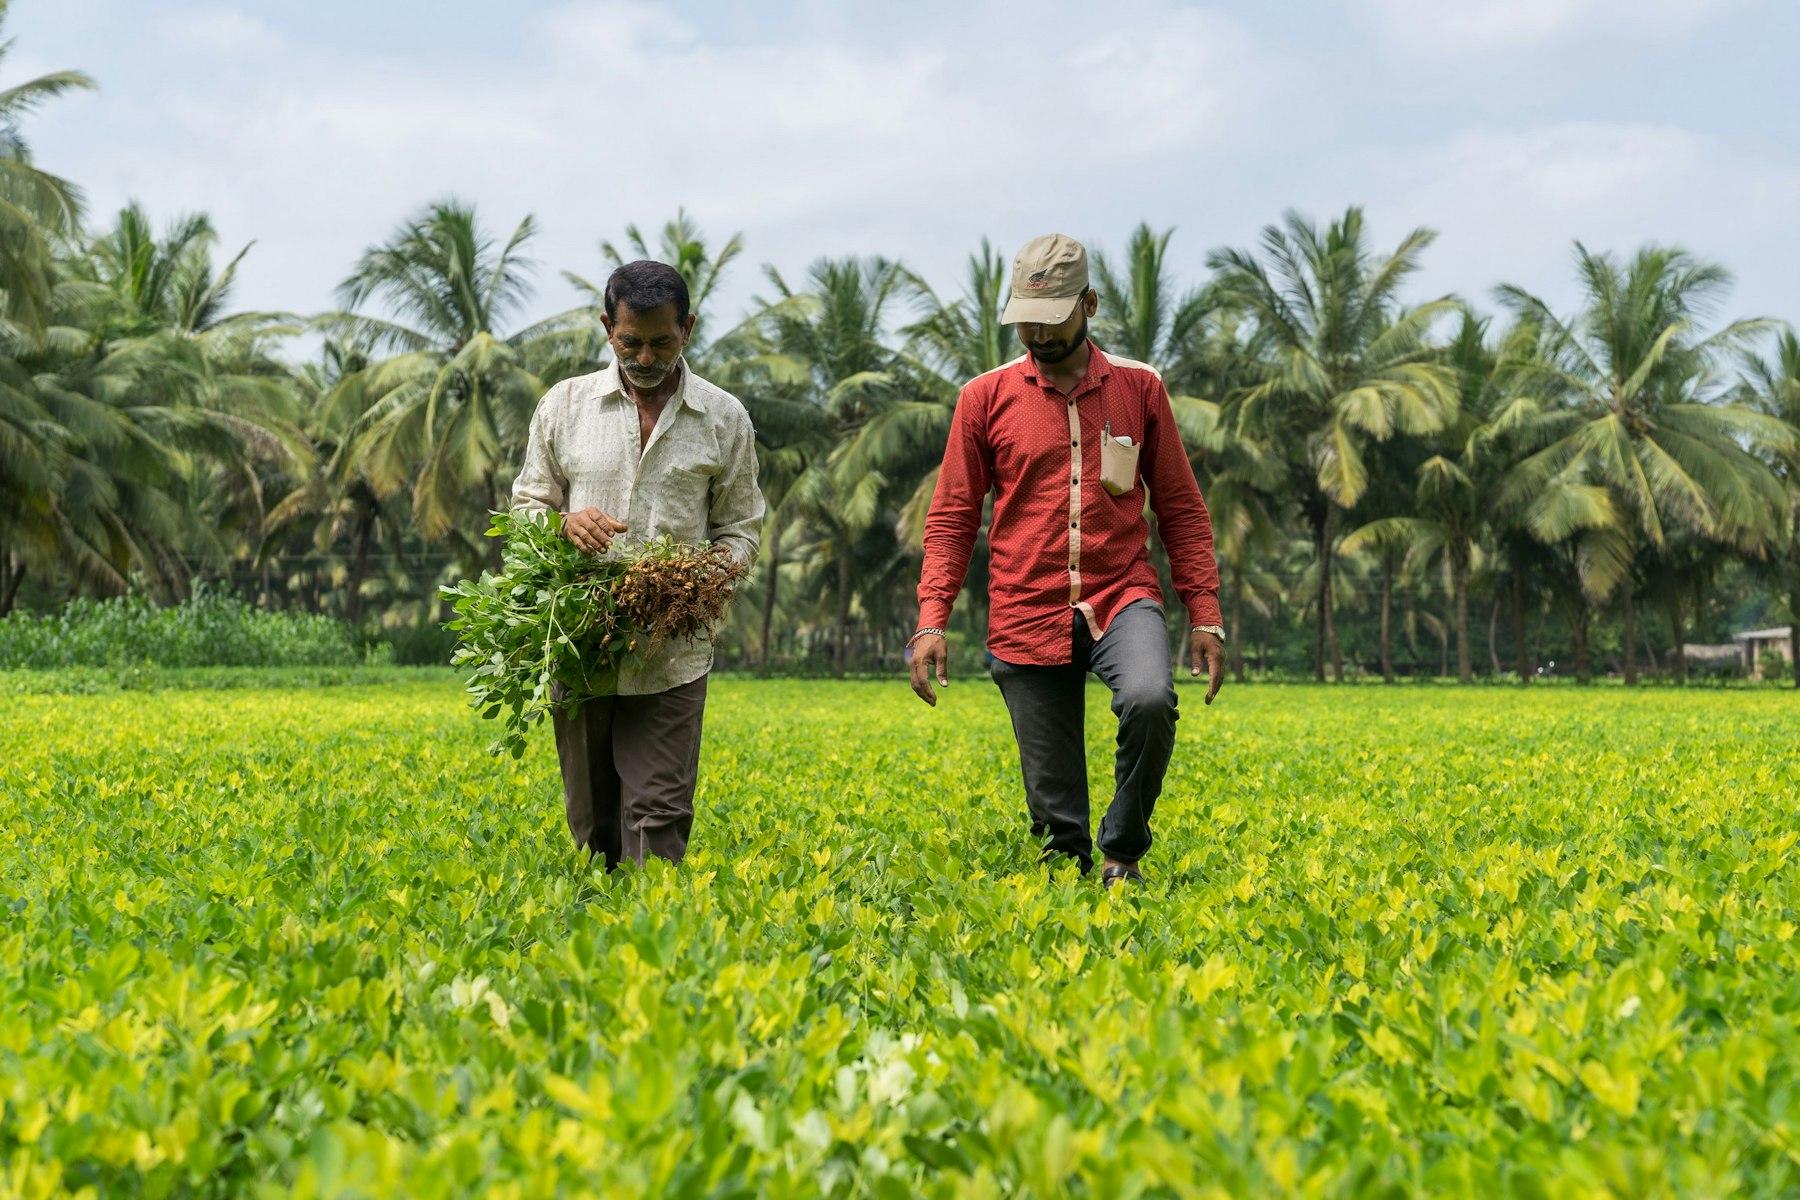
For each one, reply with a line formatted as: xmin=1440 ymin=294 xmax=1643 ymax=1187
xmin=908 ymin=233 xmax=1226 ymax=887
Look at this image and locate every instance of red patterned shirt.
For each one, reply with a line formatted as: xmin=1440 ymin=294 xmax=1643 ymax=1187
xmin=916 ymin=343 xmax=1222 ymax=666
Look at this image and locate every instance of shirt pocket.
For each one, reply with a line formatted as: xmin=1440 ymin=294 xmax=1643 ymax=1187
xmin=651 ymin=462 xmax=714 ymax=539
xmin=1100 ymin=423 xmax=1141 ymax=497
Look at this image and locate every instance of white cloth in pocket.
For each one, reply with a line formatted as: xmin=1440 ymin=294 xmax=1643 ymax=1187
xmin=1100 ymin=424 xmax=1140 ymax=496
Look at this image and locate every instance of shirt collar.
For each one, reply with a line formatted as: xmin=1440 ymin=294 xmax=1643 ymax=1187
xmin=599 ymin=357 xmax=699 ymax=411
xmin=1017 ymin=339 xmax=1112 ymax=397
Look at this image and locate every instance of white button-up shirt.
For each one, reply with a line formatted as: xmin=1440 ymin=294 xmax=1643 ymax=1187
xmin=510 ymin=359 xmax=765 ymax=695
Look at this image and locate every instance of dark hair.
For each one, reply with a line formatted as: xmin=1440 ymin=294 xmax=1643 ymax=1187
xmin=603 ymin=260 xmax=691 ymax=325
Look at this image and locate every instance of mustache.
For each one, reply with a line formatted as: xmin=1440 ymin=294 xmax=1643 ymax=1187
xmin=622 ymin=361 xmax=674 ymax=380
xmin=1024 ymin=317 xmax=1088 ymax=365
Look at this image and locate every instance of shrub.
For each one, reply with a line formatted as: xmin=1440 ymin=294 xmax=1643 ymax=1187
xmin=0 ymin=585 xmax=364 ymax=669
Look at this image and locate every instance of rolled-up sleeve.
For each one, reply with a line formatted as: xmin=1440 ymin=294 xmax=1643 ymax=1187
xmin=511 ymin=386 xmax=567 ymax=516
xmin=708 ymin=406 xmax=765 ymax=568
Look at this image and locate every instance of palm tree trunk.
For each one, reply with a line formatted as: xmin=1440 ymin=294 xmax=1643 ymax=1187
xmin=482 ymin=471 xmax=505 ymax=573
xmin=1790 ymin=610 xmax=1800 ymax=690
xmin=1326 ymin=525 xmax=1343 ymax=682
xmin=1668 ymin=600 xmax=1687 ymax=685
xmin=1315 ymin=506 xmax=1342 ymax=682
xmin=1229 ymin=564 xmax=1247 ymax=683
xmin=1622 ymin=589 xmax=1638 ymax=686
xmin=1572 ymin=599 xmax=1591 ymax=684
xmin=1488 ymin=595 xmax=1502 ymax=678
xmin=344 ymin=509 xmax=374 ymax=627
xmin=834 ymin=532 xmax=852 ymax=678
xmin=151 ymin=543 xmax=188 ymax=605
xmin=1453 ymin=543 xmax=1472 ymax=684
xmin=1513 ymin=575 xmax=1532 ymax=684
xmin=1438 ymin=607 xmax=1449 ymax=679
xmin=1379 ymin=549 xmax=1394 ymax=684
xmin=0 ymin=551 xmax=22 ymax=617
xmin=759 ymin=515 xmax=783 ymax=675
xmin=1311 ymin=510 xmax=1329 ymax=683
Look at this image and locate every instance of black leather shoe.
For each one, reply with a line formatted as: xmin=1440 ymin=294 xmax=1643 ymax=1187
xmin=1041 ymin=849 xmax=1094 ymax=877
xmin=1101 ymin=863 xmax=1143 ymax=888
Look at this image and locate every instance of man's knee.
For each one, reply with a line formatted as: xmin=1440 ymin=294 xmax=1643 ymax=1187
xmin=1115 ymin=680 xmax=1178 ymax=727
xmin=624 ymin=782 xmax=695 ymax=827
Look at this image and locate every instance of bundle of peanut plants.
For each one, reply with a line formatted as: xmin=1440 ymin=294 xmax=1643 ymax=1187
xmin=441 ymin=510 xmax=744 ymax=758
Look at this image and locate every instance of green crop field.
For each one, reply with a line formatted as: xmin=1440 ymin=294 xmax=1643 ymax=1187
xmin=4 ymin=678 xmax=1799 ymax=1198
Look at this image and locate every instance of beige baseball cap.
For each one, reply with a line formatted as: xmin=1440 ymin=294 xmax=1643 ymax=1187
xmin=999 ymin=233 xmax=1090 ymax=326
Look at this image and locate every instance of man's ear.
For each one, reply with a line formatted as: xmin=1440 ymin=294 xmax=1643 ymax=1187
xmin=682 ymin=313 xmax=698 ymax=341
xmin=1084 ymin=289 xmax=1099 ymax=317
xmin=600 ymin=311 xmax=614 ymax=337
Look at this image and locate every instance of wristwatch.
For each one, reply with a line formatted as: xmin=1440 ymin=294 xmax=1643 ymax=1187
xmin=1191 ymin=624 xmax=1226 ymax=643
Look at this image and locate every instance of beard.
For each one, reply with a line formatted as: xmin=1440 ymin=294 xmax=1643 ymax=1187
xmin=622 ymin=359 xmax=676 ymax=390
xmin=1026 ymin=314 xmax=1088 ymax=366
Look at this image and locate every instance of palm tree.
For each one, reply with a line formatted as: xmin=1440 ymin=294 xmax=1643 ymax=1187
xmin=1344 ymin=313 xmax=1559 ymax=681
xmin=1209 ymin=207 xmax=1460 ymax=680
xmin=758 ymin=256 xmax=917 ymax=675
xmin=0 ymin=324 xmax=196 ymax=603
xmin=597 ymin=209 xmax=743 ymax=346
xmin=320 ymin=201 xmax=546 ymax=565
xmin=1092 ymin=224 xmax=1213 ymax=376
xmin=261 ymin=336 xmax=396 ymax=622
xmin=1170 ymin=301 xmax=1288 ymax=679
xmin=1741 ymin=328 xmax=1800 ymax=686
xmin=1 ymin=203 xmax=301 ymax=609
xmin=526 ymin=207 xmax=752 ymax=385
xmin=79 ymin=204 xmax=306 ymax=566
xmin=849 ymin=240 xmax=1013 ymax=650
xmin=0 ymin=5 xmax=96 ymax=608
xmin=1499 ymin=244 xmax=1792 ymax=683
xmin=0 ymin=2 xmax=93 ymax=338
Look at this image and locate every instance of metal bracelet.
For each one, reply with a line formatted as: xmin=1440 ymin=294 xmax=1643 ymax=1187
xmin=908 ymin=627 xmax=948 ymax=646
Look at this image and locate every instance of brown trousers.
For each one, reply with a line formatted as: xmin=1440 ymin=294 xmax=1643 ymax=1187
xmin=551 ymin=674 xmax=708 ymax=867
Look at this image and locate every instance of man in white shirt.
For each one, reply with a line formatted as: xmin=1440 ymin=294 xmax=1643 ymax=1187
xmin=512 ymin=260 xmax=764 ymax=867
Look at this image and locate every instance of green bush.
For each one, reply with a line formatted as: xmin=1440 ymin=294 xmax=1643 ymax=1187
xmin=0 ymin=586 xmax=365 ymax=669
xmin=378 ymin=620 xmax=459 ymax=666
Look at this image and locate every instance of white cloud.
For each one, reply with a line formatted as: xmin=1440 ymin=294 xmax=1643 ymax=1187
xmin=1364 ymin=0 xmax=1742 ymax=53
xmin=24 ymin=0 xmax=1796 ymax=338
xmin=163 ymin=6 xmax=282 ymax=57
xmin=1358 ymin=121 xmax=1800 ymax=314
xmin=43 ymin=0 xmax=1278 ymax=326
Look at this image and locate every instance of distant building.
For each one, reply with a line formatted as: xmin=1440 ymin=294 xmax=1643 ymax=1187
xmin=1682 ymin=642 xmax=1742 ymax=669
xmin=1732 ymin=626 xmax=1793 ymax=680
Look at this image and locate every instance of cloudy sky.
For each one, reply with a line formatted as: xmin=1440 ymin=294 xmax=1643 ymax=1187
xmin=17 ymin=0 xmax=1799 ymax=334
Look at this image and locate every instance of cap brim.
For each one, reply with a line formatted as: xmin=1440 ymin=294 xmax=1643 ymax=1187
xmin=1000 ymin=293 xmax=1081 ymax=326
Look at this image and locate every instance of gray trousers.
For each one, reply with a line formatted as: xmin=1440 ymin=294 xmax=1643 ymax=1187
xmin=552 ymin=674 xmax=708 ymax=868
xmin=989 ymin=599 xmax=1178 ymax=870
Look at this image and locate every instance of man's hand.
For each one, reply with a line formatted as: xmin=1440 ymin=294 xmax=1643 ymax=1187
xmin=909 ymin=634 xmax=949 ymax=706
xmin=562 ymin=507 xmax=628 ymax=554
xmin=1189 ymin=628 xmax=1225 ymax=705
